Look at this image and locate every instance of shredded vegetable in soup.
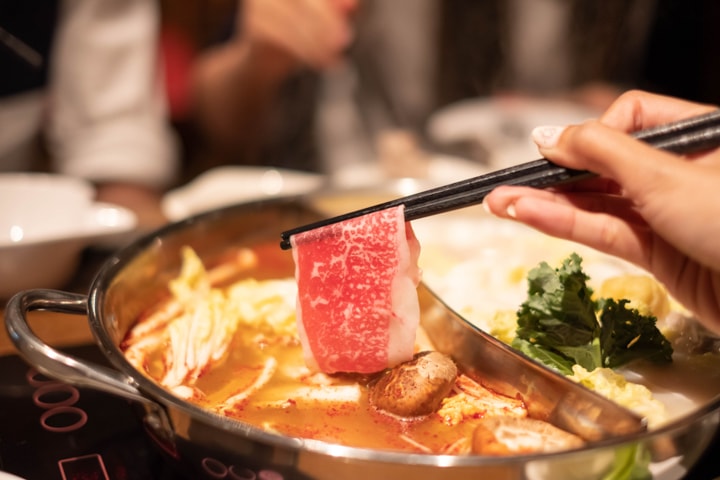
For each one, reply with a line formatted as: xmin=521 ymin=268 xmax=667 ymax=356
xmin=122 ymin=246 xmax=584 ymax=455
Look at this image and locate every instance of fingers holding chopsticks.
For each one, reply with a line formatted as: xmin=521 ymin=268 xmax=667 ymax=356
xmin=484 ymin=90 xmax=720 ymax=332
xmin=600 ymin=89 xmax=718 ymax=133
xmin=484 ymin=185 xmax=652 ymax=270
xmin=485 ymin=95 xmax=720 ymax=268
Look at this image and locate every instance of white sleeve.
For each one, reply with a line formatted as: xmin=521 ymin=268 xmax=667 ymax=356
xmin=47 ymin=0 xmax=178 ymax=188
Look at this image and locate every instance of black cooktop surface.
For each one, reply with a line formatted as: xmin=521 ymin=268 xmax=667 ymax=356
xmin=0 ymin=345 xmax=183 ymax=480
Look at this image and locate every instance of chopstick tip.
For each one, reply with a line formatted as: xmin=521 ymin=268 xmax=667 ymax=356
xmin=279 ymin=236 xmax=292 ymax=250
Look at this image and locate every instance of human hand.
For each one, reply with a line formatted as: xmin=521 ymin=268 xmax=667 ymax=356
xmin=483 ymin=90 xmax=720 ymax=332
xmin=241 ymin=0 xmax=357 ymax=71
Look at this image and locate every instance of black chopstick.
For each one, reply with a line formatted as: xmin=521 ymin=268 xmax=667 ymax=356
xmin=0 ymin=27 xmax=43 ymax=69
xmin=280 ymin=109 xmax=720 ymax=250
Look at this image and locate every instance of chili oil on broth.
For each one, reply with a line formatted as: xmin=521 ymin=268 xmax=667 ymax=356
xmin=122 ymin=242 xmax=526 ymax=454
xmin=185 ymin=321 xmax=521 ymax=453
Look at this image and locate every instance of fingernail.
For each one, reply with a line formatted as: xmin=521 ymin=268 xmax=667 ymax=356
xmin=484 ymin=199 xmax=517 ymax=218
xmin=482 ymin=201 xmax=492 ymax=215
xmin=531 ymin=125 xmax=565 ymax=149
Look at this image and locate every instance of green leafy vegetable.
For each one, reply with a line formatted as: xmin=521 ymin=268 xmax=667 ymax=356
xmin=598 ymin=298 xmax=673 ymax=368
xmin=512 ymin=337 xmax=575 ymax=375
xmin=602 ymin=443 xmax=651 ymax=480
xmin=511 ymin=253 xmax=673 ymax=374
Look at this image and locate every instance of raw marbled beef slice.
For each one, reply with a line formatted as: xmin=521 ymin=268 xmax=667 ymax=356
xmin=291 ymin=205 xmax=421 ymax=373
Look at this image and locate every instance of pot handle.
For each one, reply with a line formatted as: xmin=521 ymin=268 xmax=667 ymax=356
xmin=4 ymin=289 xmax=155 ymax=408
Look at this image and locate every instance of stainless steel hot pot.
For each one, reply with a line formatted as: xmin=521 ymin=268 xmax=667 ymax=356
xmin=5 ymin=194 xmax=720 ymax=480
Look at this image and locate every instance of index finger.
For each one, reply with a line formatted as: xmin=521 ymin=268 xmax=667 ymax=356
xmin=600 ymin=90 xmax=717 ymax=133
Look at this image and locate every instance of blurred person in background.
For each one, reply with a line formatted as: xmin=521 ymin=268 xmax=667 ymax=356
xmin=0 ymin=1 xmax=178 ymax=228
xmin=165 ymin=0 xmax=357 ymax=180
xmin=162 ymin=0 xmax=720 ymax=179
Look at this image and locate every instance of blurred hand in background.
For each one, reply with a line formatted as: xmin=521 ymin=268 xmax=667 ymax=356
xmin=189 ymin=0 xmax=358 ymax=172
xmin=242 ymin=0 xmax=358 ymax=73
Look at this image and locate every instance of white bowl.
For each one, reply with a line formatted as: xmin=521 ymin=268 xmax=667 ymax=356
xmin=161 ymin=166 xmax=325 ymax=221
xmin=427 ymin=96 xmax=600 ymax=169
xmin=0 ymin=173 xmax=137 ymax=298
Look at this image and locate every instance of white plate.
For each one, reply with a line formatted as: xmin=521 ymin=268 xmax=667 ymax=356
xmin=162 ymin=166 xmax=326 ymax=221
xmin=0 ymin=173 xmax=137 ymax=298
xmin=428 ymin=96 xmax=600 ymax=169
xmin=0 ymin=174 xmax=136 ymax=248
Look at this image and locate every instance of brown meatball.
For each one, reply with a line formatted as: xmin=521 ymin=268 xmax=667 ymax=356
xmin=369 ymin=351 xmax=458 ymax=418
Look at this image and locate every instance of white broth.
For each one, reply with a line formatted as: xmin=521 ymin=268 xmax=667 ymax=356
xmin=413 ymin=208 xmax=720 ymax=425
